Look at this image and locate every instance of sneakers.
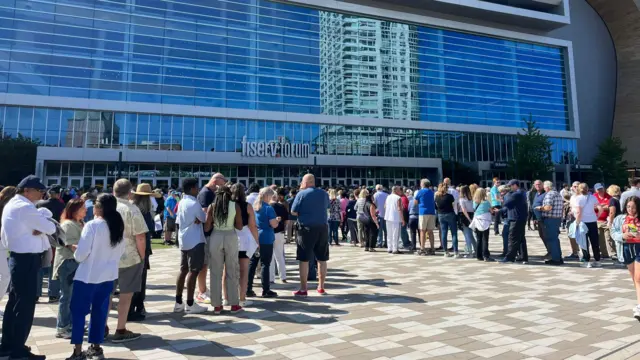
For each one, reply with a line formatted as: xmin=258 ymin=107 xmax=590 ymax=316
xmin=111 ymin=329 xmax=141 ymax=343
xmin=230 ymin=305 xmax=243 ymax=314
xmin=633 ymin=305 xmax=640 ymax=321
xmin=452 ymin=252 xmax=460 ymax=259
xmin=196 ymin=292 xmax=211 ymax=304
xmin=262 ymin=290 xmax=278 ymax=298
xmin=48 ymin=296 xmax=60 ymax=304
xmin=592 ymin=261 xmax=602 ymax=268
xmin=173 ymin=302 xmax=185 ymax=313
xmin=246 ymin=290 xmax=257 ymax=297
xmin=444 ymin=252 xmax=450 ymax=258
xmin=55 ymin=327 xmax=72 ymax=339
xmin=65 ymin=351 xmax=87 ymax=360
xmin=86 ymin=345 xmax=105 ymax=360
xmin=240 ymin=300 xmax=253 ymax=307
xmin=293 ymin=290 xmax=308 ymax=297
xmin=581 ymin=261 xmax=593 ymax=268
xmin=213 ymin=306 xmax=223 ymax=315
xmin=186 ymin=302 xmax=207 ymax=314
xmin=317 ymin=288 xmax=327 ymax=295
xmin=222 ymin=299 xmax=229 ymax=306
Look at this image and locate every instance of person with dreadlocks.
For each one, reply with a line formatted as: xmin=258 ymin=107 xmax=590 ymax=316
xmin=204 ymin=184 xmax=243 ymax=314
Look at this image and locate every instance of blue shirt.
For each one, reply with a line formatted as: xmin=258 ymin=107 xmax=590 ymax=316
xmin=164 ymin=197 xmax=177 ymax=219
xmin=474 ymin=201 xmax=491 ymax=216
xmin=490 ymin=186 xmax=501 ymax=207
xmin=414 ymin=188 xmax=436 ymax=215
xmin=255 ymin=203 xmax=276 ymax=245
xmin=503 ymin=190 xmax=528 ymax=222
xmin=532 ymin=191 xmax=546 ymax=220
xmin=291 ymin=188 xmax=329 ymax=226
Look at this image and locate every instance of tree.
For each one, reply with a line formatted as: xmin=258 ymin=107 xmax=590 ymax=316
xmin=591 ymin=137 xmax=628 ymax=187
xmin=508 ymin=117 xmax=553 ymax=180
xmin=0 ymin=130 xmax=40 ymax=186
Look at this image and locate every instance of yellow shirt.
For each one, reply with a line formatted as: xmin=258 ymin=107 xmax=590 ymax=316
xmin=116 ymin=198 xmax=148 ymax=268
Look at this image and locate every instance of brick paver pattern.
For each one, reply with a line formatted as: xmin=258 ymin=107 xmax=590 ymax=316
xmin=6 ymin=229 xmax=640 ymax=360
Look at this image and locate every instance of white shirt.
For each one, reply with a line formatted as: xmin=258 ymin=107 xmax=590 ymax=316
xmin=151 ymin=197 xmax=158 ymax=211
xmin=176 ymin=194 xmax=206 ymax=251
xmin=1 ymin=195 xmax=55 ymax=253
xmin=247 ymin=192 xmax=259 ymax=207
xmin=621 ymin=187 xmax=640 ymax=211
xmin=448 ymin=186 xmax=459 ymax=214
xmin=74 ymin=219 xmax=126 ymax=284
xmin=384 ymin=193 xmax=402 ymax=223
xmin=574 ymin=194 xmax=598 ymax=223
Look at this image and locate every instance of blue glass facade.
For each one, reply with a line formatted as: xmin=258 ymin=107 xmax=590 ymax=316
xmin=0 ymin=106 xmax=577 ymax=164
xmin=0 ymin=0 xmax=569 ymax=130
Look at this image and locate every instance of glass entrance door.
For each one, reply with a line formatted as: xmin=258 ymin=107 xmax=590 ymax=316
xmin=92 ymin=177 xmax=107 ymax=191
xmin=237 ymin=178 xmax=248 ymax=188
xmin=67 ymin=177 xmax=83 ymax=189
xmin=155 ymin=177 xmax=170 ymax=190
xmin=273 ymin=178 xmax=284 ymax=187
xmin=336 ymin=178 xmax=346 ymax=187
xmin=255 ymin=178 xmax=266 ymax=187
xmin=321 ymin=178 xmax=330 ymax=187
xmin=45 ymin=177 xmax=60 ymax=187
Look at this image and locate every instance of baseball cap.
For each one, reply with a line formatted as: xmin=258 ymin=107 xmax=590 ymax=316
xmin=17 ymin=175 xmax=46 ymax=190
xmin=594 ymin=183 xmax=604 ymax=190
xmin=48 ymin=185 xmax=62 ymax=194
xmin=507 ymin=179 xmax=519 ymax=187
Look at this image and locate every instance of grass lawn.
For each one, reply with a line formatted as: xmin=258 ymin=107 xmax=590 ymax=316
xmin=151 ymin=238 xmax=175 ymax=250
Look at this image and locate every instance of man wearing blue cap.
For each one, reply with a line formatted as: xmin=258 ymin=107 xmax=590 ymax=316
xmin=0 ymin=175 xmax=55 ymax=360
xmin=501 ymin=180 xmax=529 ymax=264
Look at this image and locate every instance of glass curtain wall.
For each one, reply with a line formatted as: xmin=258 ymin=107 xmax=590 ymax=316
xmin=0 ymin=0 xmax=569 ymax=129
xmin=0 ymin=105 xmax=578 ymax=164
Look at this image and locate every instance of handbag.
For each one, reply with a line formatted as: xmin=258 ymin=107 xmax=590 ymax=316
xmin=358 ymin=203 xmax=373 ymax=224
xmin=458 ymin=201 xmax=477 ymax=228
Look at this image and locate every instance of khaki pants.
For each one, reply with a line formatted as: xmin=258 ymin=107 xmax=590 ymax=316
xmin=597 ymin=221 xmax=616 ymax=258
xmin=357 ymin=219 xmax=365 ymax=247
xmin=209 ymin=229 xmax=240 ymax=307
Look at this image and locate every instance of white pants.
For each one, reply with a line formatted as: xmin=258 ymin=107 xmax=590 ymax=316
xmin=387 ymin=221 xmax=401 ymax=252
xmin=0 ymin=254 xmax=9 ymax=302
xmin=270 ymin=233 xmax=286 ymax=281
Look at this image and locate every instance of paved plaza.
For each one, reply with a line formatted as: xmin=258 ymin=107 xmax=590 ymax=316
xmin=10 ymin=229 xmax=640 ymax=360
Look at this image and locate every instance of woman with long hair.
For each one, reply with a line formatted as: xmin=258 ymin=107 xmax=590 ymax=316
xmin=204 ymin=184 xmax=243 ymax=314
xmin=574 ymin=183 xmax=601 ymax=268
xmin=269 ymin=188 xmax=289 ymax=283
xmin=611 ymin=196 xmax=640 ymax=320
xmin=0 ymin=186 xmax=17 ymax=306
xmin=247 ymin=187 xmax=281 ymax=298
xmin=458 ymin=185 xmax=476 ymax=258
xmin=328 ymin=189 xmax=342 ymax=246
xmin=230 ymin=183 xmax=259 ymax=307
xmin=128 ymin=184 xmax=160 ymax=320
xmin=435 ymin=183 xmax=459 ymax=257
xmin=67 ymin=194 xmax=125 ymax=360
xmin=54 ymin=199 xmax=86 ymax=339
xmin=471 ymin=188 xmax=494 ymax=262
xmin=361 ymin=190 xmax=380 ymax=252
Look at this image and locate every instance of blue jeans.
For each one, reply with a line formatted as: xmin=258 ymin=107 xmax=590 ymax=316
xmin=248 ymin=244 xmax=274 ymax=294
xmin=401 ymin=223 xmax=410 ymax=248
xmin=70 ymin=280 xmax=113 ymax=345
xmin=329 ymin=220 xmax=340 ymax=245
xmin=36 ymin=266 xmax=60 ymax=298
xmin=438 ymin=213 xmax=458 ymax=252
xmin=502 ymin=223 xmax=510 ymax=255
xmin=461 ymin=225 xmax=476 ymax=254
xmin=56 ymin=259 xmax=78 ymax=330
xmin=377 ymin=217 xmax=387 ymax=246
xmin=543 ymin=217 xmax=563 ymax=261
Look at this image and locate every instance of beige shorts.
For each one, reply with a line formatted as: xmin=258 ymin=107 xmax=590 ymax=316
xmin=418 ymin=215 xmax=436 ymax=231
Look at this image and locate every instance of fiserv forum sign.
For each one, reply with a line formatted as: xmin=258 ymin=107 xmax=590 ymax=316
xmin=241 ymin=136 xmax=310 ymax=158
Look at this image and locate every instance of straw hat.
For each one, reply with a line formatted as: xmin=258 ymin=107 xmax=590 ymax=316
xmin=132 ymin=183 xmax=162 ymax=198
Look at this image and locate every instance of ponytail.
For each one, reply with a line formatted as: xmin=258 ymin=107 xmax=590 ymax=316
xmin=95 ymin=194 xmax=124 ymax=247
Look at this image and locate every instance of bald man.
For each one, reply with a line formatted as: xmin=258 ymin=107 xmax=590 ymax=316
xmin=291 ymin=174 xmax=330 ymax=296
xmin=195 ymin=172 xmax=227 ymax=304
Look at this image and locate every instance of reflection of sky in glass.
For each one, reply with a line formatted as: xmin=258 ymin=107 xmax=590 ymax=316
xmin=0 ymin=105 xmax=576 ymax=164
xmin=0 ymin=0 xmax=568 ymax=129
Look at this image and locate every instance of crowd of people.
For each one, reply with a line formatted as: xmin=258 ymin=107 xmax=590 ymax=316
xmin=0 ymin=173 xmax=639 ymax=360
